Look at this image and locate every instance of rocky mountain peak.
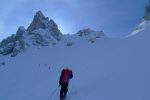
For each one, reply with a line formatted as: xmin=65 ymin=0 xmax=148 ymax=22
xmin=0 ymin=11 xmax=105 ymax=57
xmin=0 ymin=26 xmax=26 ymax=57
xmin=76 ymin=28 xmax=104 ymax=43
xmin=77 ymin=28 xmax=94 ymax=36
xmin=27 ymin=11 xmax=62 ymax=40
xmin=16 ymin=26 xmax=26 ymax=35
xmin=34 ymin=11 xmax=45 ymax=20
xmin=77 ymin=28 xmax=104 ymax=37
xmin=27 ymin=11 xmax=48 ymax=32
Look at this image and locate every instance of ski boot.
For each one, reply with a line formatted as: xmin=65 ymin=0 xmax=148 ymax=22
xmin=60 ymin=97 xmax=64 ymax=100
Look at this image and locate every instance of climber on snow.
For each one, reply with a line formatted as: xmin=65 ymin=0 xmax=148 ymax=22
xmin=59 ymin=66 xmax=73 ymax=100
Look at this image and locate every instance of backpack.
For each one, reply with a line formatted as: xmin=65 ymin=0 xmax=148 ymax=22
xmin=62 ymin=69 xmax=71 ymax=83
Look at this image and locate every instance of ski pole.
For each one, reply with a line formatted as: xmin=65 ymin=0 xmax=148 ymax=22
xmin=48 ymin=85 xmax=60 ymax=100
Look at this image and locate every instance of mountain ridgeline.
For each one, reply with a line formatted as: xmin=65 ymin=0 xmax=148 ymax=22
xmin=0 ymin=11 xmax=104 ymax=57
xmin=128 ymin=0 xmax=150 ymax=36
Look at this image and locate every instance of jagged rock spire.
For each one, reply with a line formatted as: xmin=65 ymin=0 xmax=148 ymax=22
xmin=27 ymin=11 xmax=48 ymax=32
xmin=27 ymin=11 xmax=62 ymax=40
xmin=16 ymin=26 xmax=26 ymax=36
xmin=34 ymin=11 xmax=45 ymax=20
xmin=0 ymin=26 xmax=26 ymax=57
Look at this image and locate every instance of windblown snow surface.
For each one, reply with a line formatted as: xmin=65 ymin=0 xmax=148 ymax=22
xmin=0 ymin=25 xmax=150 ymax=100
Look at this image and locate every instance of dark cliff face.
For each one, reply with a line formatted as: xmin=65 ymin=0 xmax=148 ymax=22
xmin=144 ymin=1 xmax=150 ymax=20
xmin=27 ymin=11 xmax=47 ymax=32
xmin=0 ymin=26 xmax=26 ymax=57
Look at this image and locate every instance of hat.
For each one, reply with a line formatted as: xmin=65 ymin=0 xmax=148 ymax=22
xmin=66 ymin=66 xmax=69 ymax=69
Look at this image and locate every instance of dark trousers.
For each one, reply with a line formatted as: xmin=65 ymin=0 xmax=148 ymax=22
xmin=60 ymin=82 xmax=68 ymax=98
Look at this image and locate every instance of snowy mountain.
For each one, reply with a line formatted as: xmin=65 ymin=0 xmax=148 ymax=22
xmin=27 ymin=11 xmax=62 ymax=41
xmin=129 ymin=0 xmax=150 ymax=36
xmin=0 ymin=11 xmax=104 ymax=57
xmin=0 ymin=26 xmax=26 ymax=57
xmin=0 ymin=7 xmax=150 ymax=100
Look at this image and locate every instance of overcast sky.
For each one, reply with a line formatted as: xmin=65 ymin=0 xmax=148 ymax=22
xmin=0 ymin=0 xmax=148 ymax=40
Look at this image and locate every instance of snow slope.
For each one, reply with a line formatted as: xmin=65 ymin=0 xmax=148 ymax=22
xmin=0 ymin=23 xmax=150 ymax=100
xmin=0 ymin=9 xmax=150 ymax=100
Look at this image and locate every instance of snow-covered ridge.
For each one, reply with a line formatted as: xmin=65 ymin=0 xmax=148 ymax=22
xmin=0 ymin=11 xmax=105 ymax=57
xmin=129 ymin=0 xmax=150 ymax=37
xmin=128 ymin=20 xmax=150 ymax=37
xmin=76 ymin=28 xmax=104 ymax=43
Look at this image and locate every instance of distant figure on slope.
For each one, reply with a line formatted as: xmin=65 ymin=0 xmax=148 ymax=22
xmin=59 ymin=66 xmax=73 ymax=100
